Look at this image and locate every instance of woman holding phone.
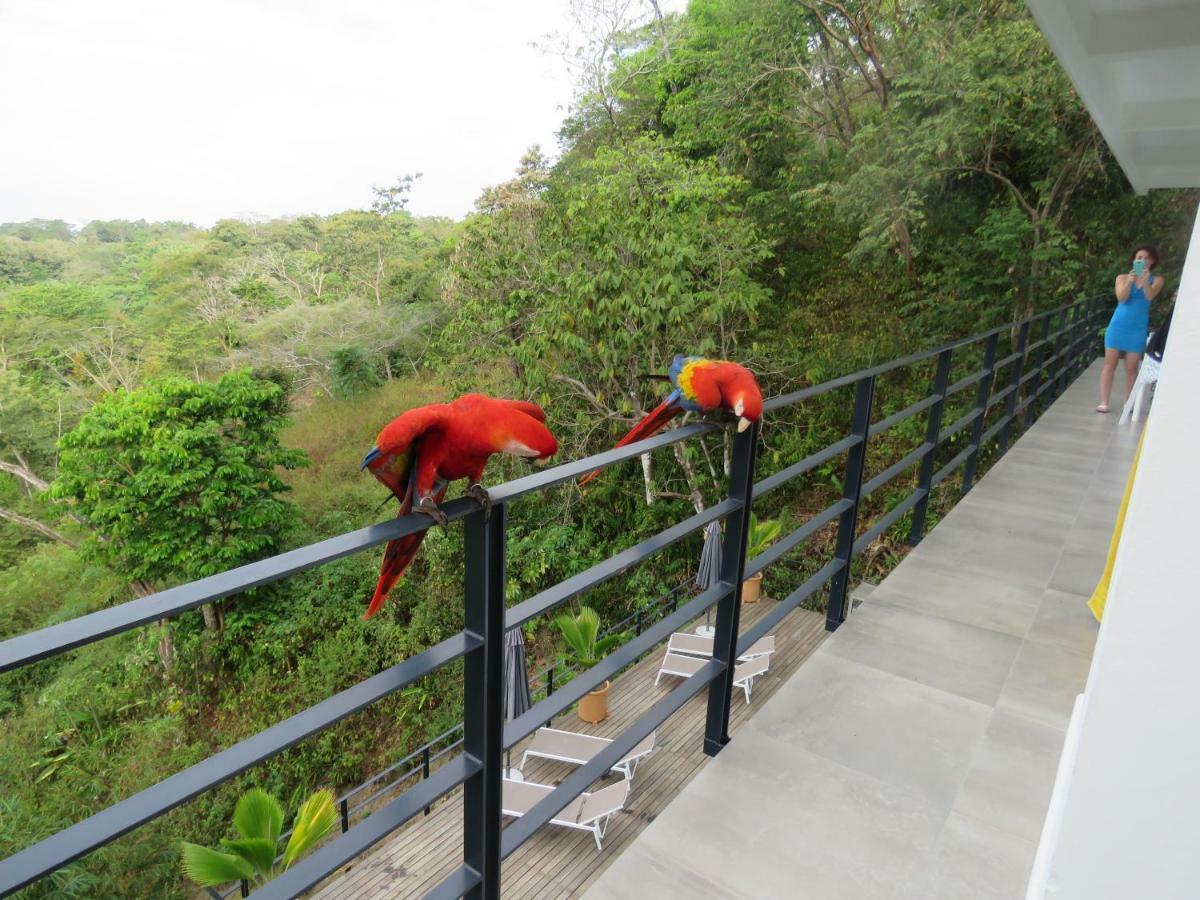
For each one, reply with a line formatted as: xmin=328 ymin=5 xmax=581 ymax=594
xmin=1097 ymin=244 xmax=1163 ymax=412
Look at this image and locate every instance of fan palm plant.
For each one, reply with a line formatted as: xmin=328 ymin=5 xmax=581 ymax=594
xmin=553 ymin=606 xmax=624 ymax=669
xmin=180 ymin=787 xmax=338 ymax=889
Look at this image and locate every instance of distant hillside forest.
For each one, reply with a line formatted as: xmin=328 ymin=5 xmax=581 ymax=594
xmin=1 ymin=0 xmax=1196 ymax=896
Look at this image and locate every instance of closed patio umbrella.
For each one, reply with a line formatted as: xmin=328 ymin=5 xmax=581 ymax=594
xmin=695 ymin=520 xmax=722 ymax=637
xmin=503 ymin=626 xmax=533 ymax=779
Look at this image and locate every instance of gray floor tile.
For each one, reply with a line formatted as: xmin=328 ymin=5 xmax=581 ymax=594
xmin=823 ymin=602 xmax=1022 ymax=705
xmin=953 ymin=710 xmax=1066 ymax=842
xmin=869 ymin=555 xmax=1042 ymax=638
xmin=905 ymin=812 xmax=1037 ymax=900
xmin=623 ymin=738 xmax=948 ymax=900
xmin=1027 ymin=588 xmax=1098 ymax=654
xmin=1047 ymin=544 xmax=1107 ymax=596
xmin=996 ymin=640 xmax=1091 ymax=729
xmin=749 ymin=653 xmax=991 ymax=811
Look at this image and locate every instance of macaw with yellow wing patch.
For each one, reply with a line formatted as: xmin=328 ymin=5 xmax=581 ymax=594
xmin=361 ymin=394 xmax=558 ymax=618
xmin=579 ymin=355 xmax=763 ymax=486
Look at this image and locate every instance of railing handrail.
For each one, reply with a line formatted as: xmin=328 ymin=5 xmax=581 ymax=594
xmin=0 ymin=294 xmax=1109 ymax=898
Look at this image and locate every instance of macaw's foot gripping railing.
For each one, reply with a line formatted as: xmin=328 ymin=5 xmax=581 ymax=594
xmin=0 ymin=296 xmax=1107 ymax=899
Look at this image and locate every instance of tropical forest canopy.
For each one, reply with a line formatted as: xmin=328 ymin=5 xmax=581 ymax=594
xmin=1 ymin=1 xmax=1195 ymax=895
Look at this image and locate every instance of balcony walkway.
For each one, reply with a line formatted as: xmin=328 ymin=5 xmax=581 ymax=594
xmin=312 ymin=592 xmax=829 ymax=898
xmin=588 ymin=360 xmax=1141 ymax=900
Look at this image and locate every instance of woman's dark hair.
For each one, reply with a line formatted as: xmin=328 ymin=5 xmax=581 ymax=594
xmin=1130 ymin=244 xmax=1160 ymax=269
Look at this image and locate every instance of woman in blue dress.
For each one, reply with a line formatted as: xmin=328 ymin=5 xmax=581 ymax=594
xmin=1098 ymin=245 xmax=1164 ymax=412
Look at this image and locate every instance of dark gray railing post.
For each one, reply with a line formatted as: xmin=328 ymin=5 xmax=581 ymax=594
xmin=827 ymin=376 xmax=875 ymax=631
xmin=1030 ymin=314 xmax=1052 ymax=420
xmin=703 ymin=420 xmax=761 ymax=758
xmin=339 ymin=797 xmax=350 ymax=833
xmin=423 ymin=746 xmax=432 ymax=816
xmin=909 ymin=349 xmax=953 ymax=546
xmin=961 ymin=333 xmax=999 ymax=495
xmin=1053 ymin=307 xmax=1071 ymax=398
xmin=461 ymin=504 xmax=506 ymax=900
xmin=998 ymin=319 xmax=1031 ymax=454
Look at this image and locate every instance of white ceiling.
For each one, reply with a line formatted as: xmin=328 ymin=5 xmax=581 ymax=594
xmin=1025 ymin=0 xmax=1200 ymax=191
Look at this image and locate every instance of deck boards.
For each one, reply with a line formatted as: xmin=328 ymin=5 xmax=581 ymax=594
xmin=311 ymin=597 xmax=828 ymax=899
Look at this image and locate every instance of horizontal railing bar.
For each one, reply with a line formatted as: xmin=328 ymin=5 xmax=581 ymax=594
xmin=348 ymin=764 xmax=423 ymax=815
xmin=0 ymin=509 xmax=470 ymax=674
xmin=254 ymin=756 xmax=478 ymax=900
xmin=752 ymin=434 xmax=859 ymax=499
xmin=500 ymin=662 xmax=720 ymax=858
xmin=986 ymin=383 xmax=1018 ymax=408
xmin=993 ymin=349 xmax=1023 ymax=370
xmin=860 ymin=443 xmax=931 ymax=498
xmin=945 ymin=368 xmax=990 ymax=398
xmin=738 ymin=557 xmax=844 ymax=650
xmin=0 ymin=425 xmax=724 ymax=676
xmin=853 ymin=489 xmax=926 ymax=554
xmin=341 ymin=723 xmax=465 ymax=802
xmin=931 ymin=446 xmax=973 ymax=488
xmin=867 ymin=394 xmax=940 ymax=438
xmin=505 ymin=498 xmax=738 ymax=630
xmin=763 ymin=300 xmax=1091 ymax=413
xmin=980 ymin=416 xmax=1008 ymax=447
xmin=504 ymin=583 xmax=729 ymax=748
xmin=347 ymin=736 xmax=467 ymax=818
xmin=425 ymin=864 xmax=483 ymax=900
xmin=743 ymin=499 xmax=851 ymax=579
xmin=1019 ymin=367 xmax=1042 ymax=387
xmin=488 ymin=421 xmax=719 ymax=503
xmin=939 ymin=407 xmax=982 ymax=443
xmin=0 ymin=632 xmax=478 ymax=896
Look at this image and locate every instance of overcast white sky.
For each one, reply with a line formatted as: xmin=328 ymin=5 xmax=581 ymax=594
xmin=0 ymin=0 xmax=681 ymax=228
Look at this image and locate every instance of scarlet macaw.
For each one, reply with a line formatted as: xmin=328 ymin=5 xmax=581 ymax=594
xmin=361 ymin=393 xmax=557 ymax=618
xmin=579 ymin=355 xmax=763 ymax=486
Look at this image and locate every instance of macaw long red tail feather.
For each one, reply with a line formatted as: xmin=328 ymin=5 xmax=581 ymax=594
xmin=578 ymin=398 xmax=683 ymax=487
xmin=364 ymin=531 xmax=426 ymax=620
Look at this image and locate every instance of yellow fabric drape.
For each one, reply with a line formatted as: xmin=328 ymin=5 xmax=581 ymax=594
xmin=1088 ymin=431 xmax=1148 ymax=622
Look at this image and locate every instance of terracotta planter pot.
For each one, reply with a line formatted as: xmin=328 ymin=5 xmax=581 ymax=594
xmin=742 ymin=572 xmax=763 ymax=604
xmin=578 ymin=680 xmax=610 ymax=724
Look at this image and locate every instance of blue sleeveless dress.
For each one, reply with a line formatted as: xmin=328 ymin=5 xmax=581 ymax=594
xmin=1105 ymin=277 xmax=1154 ymax=353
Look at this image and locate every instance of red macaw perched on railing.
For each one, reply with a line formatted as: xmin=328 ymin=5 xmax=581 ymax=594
xmin=361 ymin=394 xmax=558 ymax=619
xmin=579 ymin=355 xmax=763 ymax=487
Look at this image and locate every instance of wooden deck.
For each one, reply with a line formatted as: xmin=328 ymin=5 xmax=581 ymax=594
xmin=311 ymin=597 xmax=829 ymax=899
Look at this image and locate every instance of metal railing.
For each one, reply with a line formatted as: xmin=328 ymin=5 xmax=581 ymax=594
xmin=0 ymin=295 xmax=1107 ymax=899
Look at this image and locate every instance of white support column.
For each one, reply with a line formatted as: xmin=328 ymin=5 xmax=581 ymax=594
xmin=1030 ymin=205 xmax=1200 ymax=898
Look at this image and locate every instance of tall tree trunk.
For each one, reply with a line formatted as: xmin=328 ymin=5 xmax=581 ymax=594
xmin=640 ymin=454 xmax=655 ymax=506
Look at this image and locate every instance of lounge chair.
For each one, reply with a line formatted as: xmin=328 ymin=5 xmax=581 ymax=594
xmin=519 ymin=728 xmax=656 ymax=781
xmin=666 ymin=632 xmax=775 ymax=661
xmin=501 ymin=777 xmax=630 ymax=850
xmin=654 ymin=650 xmax=771 ymax=703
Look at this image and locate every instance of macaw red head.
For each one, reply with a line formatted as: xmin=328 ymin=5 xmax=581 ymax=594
xmin=719 ymin=365 xmax=764 ymax=433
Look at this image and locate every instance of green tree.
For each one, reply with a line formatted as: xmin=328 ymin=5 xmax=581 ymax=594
xmin=50 ymin=370 xmax=308 ymax=641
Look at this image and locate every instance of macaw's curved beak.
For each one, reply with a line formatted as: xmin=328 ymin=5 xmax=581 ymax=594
xmin=360 ymin=446 xmax=381 ymax=470
xmin=738 ymin=417 xmax=752 ymax=433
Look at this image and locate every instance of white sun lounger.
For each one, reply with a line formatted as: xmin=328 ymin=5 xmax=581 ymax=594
xmin=654 ymin=650 xmax=771 ymax=703
xmin=666 ymin=632 xmax=776 ymax=661
xmin=520 ymin=728 xmax=656 ymax=781
xmin=502 ymin=777 xmax=630 ymax=850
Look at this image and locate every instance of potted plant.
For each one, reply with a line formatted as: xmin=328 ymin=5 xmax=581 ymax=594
xmin=742 ymin=513 xmax=781 ymax=603
xmin=554 ymin=606 xmax=626 ymax=724
xmin=180 ymin=787 xmax=338 ymax=891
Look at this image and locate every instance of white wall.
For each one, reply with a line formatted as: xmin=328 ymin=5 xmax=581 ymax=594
xmin=1035 ymin=206 xmax=1200 ymax=897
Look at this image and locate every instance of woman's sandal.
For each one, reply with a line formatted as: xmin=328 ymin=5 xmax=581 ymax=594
xmin=1096 ymin=404 xmax=1109 ymax=413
